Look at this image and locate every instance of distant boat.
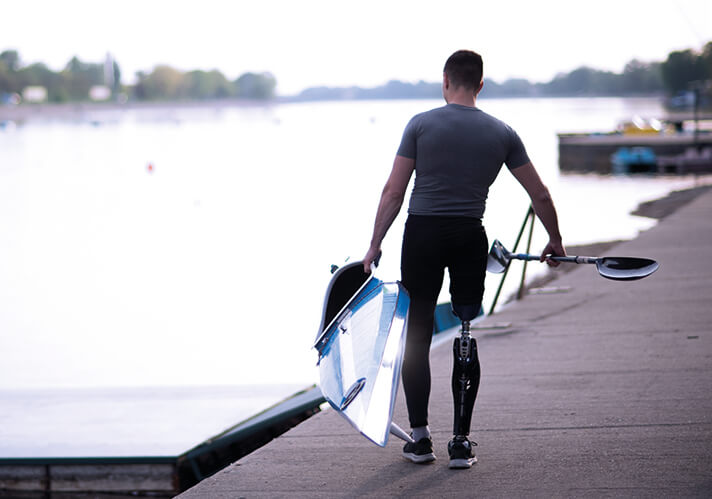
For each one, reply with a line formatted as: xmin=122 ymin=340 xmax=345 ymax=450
xmin=558 ymin=113 xmax=712 ymax=174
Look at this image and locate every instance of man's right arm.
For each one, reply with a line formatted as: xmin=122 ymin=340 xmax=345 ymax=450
xmin=363 ymin=155 xmax=415 ymax=272
xmin=510 ymin=162 xmax=566 ymax=264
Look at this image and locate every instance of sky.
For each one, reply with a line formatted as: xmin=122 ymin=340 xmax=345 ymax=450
xmin=2 ymin=0 xmax=711 ymax=96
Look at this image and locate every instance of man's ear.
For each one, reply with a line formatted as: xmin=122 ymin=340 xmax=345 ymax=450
xmin=475 ymin=79 xmax=484 ymax=96
xmin=443 ymin=72 xmax=450 ymax=90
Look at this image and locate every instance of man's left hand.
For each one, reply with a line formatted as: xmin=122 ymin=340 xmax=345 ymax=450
xmin=540 ymin=240 xmax=566 ymax=267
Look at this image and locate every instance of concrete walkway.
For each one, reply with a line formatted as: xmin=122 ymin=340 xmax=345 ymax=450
xmin=179 ymin=191 xmax=712 ymax=498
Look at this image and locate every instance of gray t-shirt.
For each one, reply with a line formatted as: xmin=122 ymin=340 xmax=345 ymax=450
xmin=397 ymin=103 xmax=530 ymax=218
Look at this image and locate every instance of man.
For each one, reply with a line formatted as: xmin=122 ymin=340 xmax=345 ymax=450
xmin=363 ymin=50 xmax=565 ymax=469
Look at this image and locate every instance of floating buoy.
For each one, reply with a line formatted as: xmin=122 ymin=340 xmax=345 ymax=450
xmin=147 ymin=163 xmax=154 ymax=173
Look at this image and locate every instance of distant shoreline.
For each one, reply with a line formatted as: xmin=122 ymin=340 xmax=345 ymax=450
xmin=0 ymin=98 xmax=282 ymax=123
xmin=0 ymin=95 xmax=669 ymax=124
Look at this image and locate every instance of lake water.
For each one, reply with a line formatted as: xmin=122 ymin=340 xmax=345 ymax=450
xmin=0 ymin=97 xmax=709 ymax=456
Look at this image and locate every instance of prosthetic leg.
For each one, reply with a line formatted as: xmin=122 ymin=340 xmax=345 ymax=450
xmin=451 ymin=304 xmax=481 ymax=439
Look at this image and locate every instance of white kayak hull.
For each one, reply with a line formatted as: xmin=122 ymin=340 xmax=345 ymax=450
xmin=314 ymin=262 xmax=410 ymax=447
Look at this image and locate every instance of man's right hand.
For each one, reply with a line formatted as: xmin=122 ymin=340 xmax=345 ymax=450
xmin=363 ymin=246 xmax=381 ymax=273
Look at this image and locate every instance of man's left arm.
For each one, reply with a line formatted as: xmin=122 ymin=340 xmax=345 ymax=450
xmin=510 ymin=162 xmax=566 ymax=265
xmin=363 ymin=155 xmax=415 ymax=272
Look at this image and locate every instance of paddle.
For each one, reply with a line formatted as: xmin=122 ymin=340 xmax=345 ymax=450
xmin=487 ymin=239 xmax=659 ymax=281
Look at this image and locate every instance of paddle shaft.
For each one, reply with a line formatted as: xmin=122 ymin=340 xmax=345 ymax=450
xmin=489 ymin=239 xmax=659 ymax=280
xmin=510 ymin=253 xmax=598 ymax=264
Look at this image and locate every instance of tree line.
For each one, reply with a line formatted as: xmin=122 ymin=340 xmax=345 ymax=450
xmin=0 ymin=50 xmax=277 ymax=102
xmin=0 ymin=51 xmax=121 ymax=102
xmin=2 ymin=42 xmax=710 ymax=104
xmin=296 ymin=41 xmax=712 ymax=102
xmin=133 ymin=66 xmax=276 ymax=101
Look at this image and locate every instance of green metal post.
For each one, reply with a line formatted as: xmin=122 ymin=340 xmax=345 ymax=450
xmin=517 ymin=209 xmax=536 ymax=300
xmin=488 ymin=206 xmax=534 ymax=315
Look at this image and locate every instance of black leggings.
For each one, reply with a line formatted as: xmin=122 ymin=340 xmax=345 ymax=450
xmin=400 ymin=215 xmax=488 ymax=428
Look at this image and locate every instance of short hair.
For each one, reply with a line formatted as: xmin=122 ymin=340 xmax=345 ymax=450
xmin=444 ymin=50 xmax=483 ymax=91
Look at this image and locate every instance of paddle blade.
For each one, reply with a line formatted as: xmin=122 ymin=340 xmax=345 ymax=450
xmin=596 ymin=257 xmax=659 ymax=281
xmin=487 ymin=239 xmax=510 ymax=274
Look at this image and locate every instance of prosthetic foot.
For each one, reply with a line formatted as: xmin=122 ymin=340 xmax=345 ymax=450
xmin=451 ymin=304 xmax=481 ymax=439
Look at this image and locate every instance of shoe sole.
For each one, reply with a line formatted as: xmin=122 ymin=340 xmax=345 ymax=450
xmin=403 ymin=452 xmax=436 ymax=464
xmin=448 ymin=456 xmax=477 ymax=469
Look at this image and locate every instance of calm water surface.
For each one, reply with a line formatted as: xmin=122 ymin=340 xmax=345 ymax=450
xmin=0 ymin=97 xmax=708 ymax=455
xmin=1 ymin=97 xmax=707 ymax=389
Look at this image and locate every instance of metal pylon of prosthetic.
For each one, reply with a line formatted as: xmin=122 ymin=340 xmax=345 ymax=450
xmin=452 ymin=318 xmax=480 ymax=439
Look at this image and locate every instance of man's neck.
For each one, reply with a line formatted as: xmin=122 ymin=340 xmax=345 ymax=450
xmin=445 ymin=89 xmax=477 ymax=108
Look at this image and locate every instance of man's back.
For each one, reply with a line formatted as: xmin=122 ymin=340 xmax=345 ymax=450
xmin=398 ymin=103 xmax=529 ymax=218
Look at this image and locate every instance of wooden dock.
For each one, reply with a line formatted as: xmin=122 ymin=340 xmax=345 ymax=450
xmin=558 ymin=132 xmax=712 ymax=174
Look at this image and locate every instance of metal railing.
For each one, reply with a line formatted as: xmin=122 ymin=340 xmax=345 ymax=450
xmin=488 ymin=205 xmax=536 ymax=315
